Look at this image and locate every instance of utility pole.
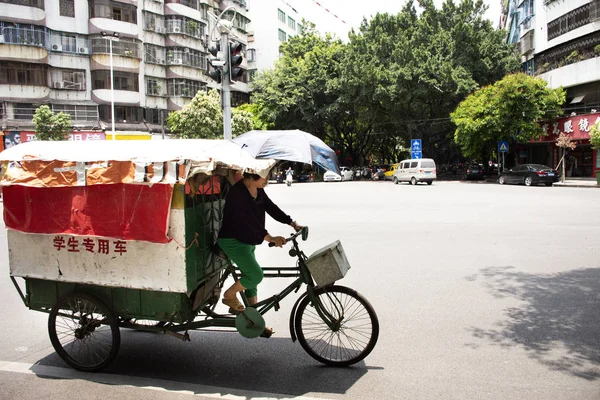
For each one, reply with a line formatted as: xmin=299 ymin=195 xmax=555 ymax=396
xmin=220 ymin=28 xmax=232 ymax=141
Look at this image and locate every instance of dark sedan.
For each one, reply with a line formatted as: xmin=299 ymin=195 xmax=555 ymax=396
xmin=498 ymin=164 xmax=559 ymax=187
xmin=463 ymin=164 xmax=485 ymax=180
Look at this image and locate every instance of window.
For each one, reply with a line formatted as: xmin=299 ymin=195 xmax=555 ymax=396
xmin=247 ymin=48 xmax=256 ymax=62
xmin=144 ymin=44 xmax=166 ymax=64
xmin=0 ymin=23 xmax=47 ymax=47
xmin=91 ymin=36 xmax=140 ymax=58
xmin=547 ymin=3 xmax=590 ymax=40
xmin=167 ymin=78 xmax=206 ymax=97
xmin=0 ymin=0 xmax=44 ymax=9
xmin=165 ymin=16 xmax=206 ymax=38
xmin=52 ymin=104 xmax=98 ymax=120
xmin=13 ymin=103 xmax=36 ymax=120
xmin=421 ymin=160 xmax=435 ymax=168
xmin=410 ymin=161 xmax=418 ymax=168
xmin=92 ymin=71 xmax=139 ymax=91
xmin=288 ymin=17 xmax=295 ymax=30
xmin=90 ymin=0 xmax=137 ymax=23
xmin=144 ymin=108 xmax=166 ymax=125
xmin=231 ymin=91 xmax=250 ymax=106
xmin=146 ymin=77 xmax=166 ymax=96
xmin=51 ymin=69 xmax=86 ymax=90
xmin=99 ymin=105 xmax=143 ymax=123
xmin=278 ymin=9 xmax=285 ymax=23
xmin=144 ymin=12 xmax=164 ymax=32
xmin=278 ymin=29 xmax=287 ymax=42
xmin=0 ymin=62 xmax=47 ymax=86
xmin=59 ymin=0 xmax=75 ymax=17
xmin=297 ymin=23 xmax=302 ymax=34
xmin=248 ymin=69 xmax=256 ymax=82
xmin=166 ymin=47 xmax=207 ymax=70
xmin=61 ymin=34 xmax=77 ymax=52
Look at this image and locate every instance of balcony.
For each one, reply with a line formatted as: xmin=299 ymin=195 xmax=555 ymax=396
xmin=92 ymin=89 xmax=140 ymax=105
xmin=166 ymin=48 xmax=206 ymax=70
xmin=0 ymin=0 xmax=45 ymax=24
xmin=89 ymin=0 xmax=139 ymax=37
xmin=48 ymin=34 xmax=90 ymax=55
xmin=0 ymin=26 xmax=49 ymax=62
xmin=165 ymin=0 xmax=208 ymax=26
xmin=165 ymin=17 xmax=205 ymax=40
xmin=90 ymin=37 xmax=141 ymax=71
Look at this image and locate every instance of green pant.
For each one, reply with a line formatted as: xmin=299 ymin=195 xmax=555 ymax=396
xmin=217 ymin=238 xmax=263 ymax=298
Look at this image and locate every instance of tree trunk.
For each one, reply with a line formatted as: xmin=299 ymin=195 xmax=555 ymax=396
xmin=561 ymin=148 xmax=566 ymax=183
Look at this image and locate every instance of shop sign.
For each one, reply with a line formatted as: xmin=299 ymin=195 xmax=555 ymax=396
xmin=3 ymin=131 xmax=105 ymax=150
xmin=537 ymin=113 xmax=600 ymax=142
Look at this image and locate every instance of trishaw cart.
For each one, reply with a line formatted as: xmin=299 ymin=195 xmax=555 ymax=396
xmin=2 ymin=139 xmax=379 ymax=371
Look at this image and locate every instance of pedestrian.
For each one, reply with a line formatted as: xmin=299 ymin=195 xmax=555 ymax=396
xmin=217 ymin=172 xmax=303 ymax=337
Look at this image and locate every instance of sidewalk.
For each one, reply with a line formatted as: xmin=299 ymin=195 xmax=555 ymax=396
xmin=553 ymin=178 xmax=599 ymax=188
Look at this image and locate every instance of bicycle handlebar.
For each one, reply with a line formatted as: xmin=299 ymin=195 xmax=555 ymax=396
xmin=268 ymin=226 xmax=308 ymax=247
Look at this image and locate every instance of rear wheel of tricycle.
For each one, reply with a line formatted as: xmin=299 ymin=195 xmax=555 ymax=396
xmin=48 ymin=292 xmax=120 ymax=372
xmin=295 ymin=285 xmax=379 ymax=366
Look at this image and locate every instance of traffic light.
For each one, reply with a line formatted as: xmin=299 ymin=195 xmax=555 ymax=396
xmin=228 ymin=41 xmax=244 ymax=82
xmin=208 ymin=43 xmax=223 ymax=84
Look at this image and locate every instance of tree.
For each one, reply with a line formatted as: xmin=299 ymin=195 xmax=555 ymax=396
xmin=235 ymin=103 xmax=273 ymax=130
xmin=555 ymin=132 xmax=576 ymax=183
xmin=32 ymin=105 xmax=71 ymax=141
xmin=167 ymin=89 xmax=223 ymax=139
xmin=451 ymin=73 xmax=566 ymax=160
xmin=590 ymin=121 xmax=600 ymax=150
xmin=231 ymin=108 xmax=253 ymax=136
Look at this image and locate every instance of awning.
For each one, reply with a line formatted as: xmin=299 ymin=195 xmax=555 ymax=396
xmin=570 ymin=95 xmax=585 ymax=104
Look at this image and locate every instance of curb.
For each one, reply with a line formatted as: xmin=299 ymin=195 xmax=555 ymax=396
xmin=552 ymin=183 xmax=599 ymax=188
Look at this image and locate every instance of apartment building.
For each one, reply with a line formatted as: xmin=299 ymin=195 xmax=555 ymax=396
xmin=0 ymin=0 xmax=250 ymax=140
xmin=505 ymin=0 xmax=600 ymax=177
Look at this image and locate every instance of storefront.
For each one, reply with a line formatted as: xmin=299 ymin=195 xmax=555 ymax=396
xmin=526 ymin=112 xmax=599 ymax=178
xmin=2 ymin=131 xmax=106 ymax=151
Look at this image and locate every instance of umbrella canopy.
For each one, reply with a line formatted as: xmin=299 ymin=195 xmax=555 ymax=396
xmin=232 ymin=130 xmax=340 ymax=174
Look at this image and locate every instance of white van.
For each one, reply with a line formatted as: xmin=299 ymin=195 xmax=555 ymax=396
xmin=393 ymin=158 xmax=437 ymax=185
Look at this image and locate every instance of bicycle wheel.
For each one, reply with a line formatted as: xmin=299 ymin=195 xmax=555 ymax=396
xmin=295 ymin=285 xmax=379 ymax=366
xmin=48 ymin=292 xmax=120 ymax=372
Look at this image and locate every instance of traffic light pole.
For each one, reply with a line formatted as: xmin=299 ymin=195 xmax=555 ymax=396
xmin=220 ymin=32 xmax=232 ymax=141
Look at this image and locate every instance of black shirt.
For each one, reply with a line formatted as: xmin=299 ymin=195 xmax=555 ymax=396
xmin=218 ymin=180 xmax=293 ymax=245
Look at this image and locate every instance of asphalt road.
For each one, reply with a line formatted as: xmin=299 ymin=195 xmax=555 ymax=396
xmin=1 ymin=180 xmax=599 ymax=400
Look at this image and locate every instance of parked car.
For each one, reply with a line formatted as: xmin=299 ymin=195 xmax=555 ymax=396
xmin=372 ymin=165 xmax=388 ymax=180
xmin=340 ymin=166 xmax=354 ymax=181
xmin=323 ymin=170 xmax=342 ymax=182
xmin=298 ymin=171 xmax=310 ymax=182
xmin=393 ymin=158 xmax=437 ymax=185
xmin=384 ymin=163 xmax=399 ymax=181
xmin=498 ymin=164 xmax=558 ymax=187
xmin=463 ymin=164 xmax=485 ymax=180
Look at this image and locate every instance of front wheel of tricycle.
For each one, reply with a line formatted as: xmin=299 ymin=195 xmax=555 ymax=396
xmin=48 ymin=292 xmax=121 ymax=372
xmin=295 ymin=285 xmax=379 ymax=366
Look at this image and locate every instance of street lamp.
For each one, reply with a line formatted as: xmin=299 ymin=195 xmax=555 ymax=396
xmin=101 ymin=31 xmax=120 ymax=140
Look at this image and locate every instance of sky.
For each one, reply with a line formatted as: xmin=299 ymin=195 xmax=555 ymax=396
xmin=290 ymin=0 xmax=502 ymax=40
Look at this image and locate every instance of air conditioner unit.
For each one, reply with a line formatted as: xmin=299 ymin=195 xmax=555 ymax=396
xmin=172 ymin=59 xmax=183 ymax=65
xmin=159 ymin=59 xmax=165 ymax=64
xmin=184 ymin=47 xmax=190 ymax=53
xmin=79 ymin=47 xmax=89 ymax=54
xmin=52 ymin=44 xmax=62 ymax=51
xmin=157 ymin=27 xmax=165 ymax=34
xmin=54 ymin=82 xmax=64 ymax=89
xmin=173 ymin=27 xmax=181 ymax=33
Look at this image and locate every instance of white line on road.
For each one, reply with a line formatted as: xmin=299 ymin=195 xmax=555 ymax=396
xmin=0 ymin=360 xmax=325 ymax=400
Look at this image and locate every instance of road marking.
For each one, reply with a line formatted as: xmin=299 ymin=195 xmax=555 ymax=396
xmin=0 ymin=360 xmax=324 ymax=400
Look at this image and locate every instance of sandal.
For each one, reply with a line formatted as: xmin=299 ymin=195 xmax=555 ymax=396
xmin=260 ymin=327 xmax=275 ymax=338
xmin=222 ymin=297 xmax=245 ymax=314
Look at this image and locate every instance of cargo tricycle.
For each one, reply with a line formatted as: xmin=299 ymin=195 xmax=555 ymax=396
xmin=2 ymin=139 xmax=379 ymax=371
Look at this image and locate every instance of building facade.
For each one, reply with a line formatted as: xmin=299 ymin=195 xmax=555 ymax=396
xmin=0 ymin=0 xmax=250 ymax=137
xmin=505 ymin=0 xmax=600 ymax=177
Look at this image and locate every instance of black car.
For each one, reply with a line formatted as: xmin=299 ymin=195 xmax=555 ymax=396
xmin=498 ymin=164 xmax=559 ymax=187
xmin=463 ymin=164 xmax=485 ymax=180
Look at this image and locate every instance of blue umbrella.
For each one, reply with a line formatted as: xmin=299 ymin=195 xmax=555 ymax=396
xmin=232 ymin=130 xmax=340 ymax=174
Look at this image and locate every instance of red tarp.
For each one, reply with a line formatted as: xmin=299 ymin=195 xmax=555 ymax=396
xmin=3 ymin=183 xmax=173 ymax=243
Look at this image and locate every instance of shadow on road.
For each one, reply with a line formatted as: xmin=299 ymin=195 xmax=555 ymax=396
xmin=467 ymin=266 xmax=600 ymax=380
xmin=34 ymin=331 xmax=374 ymax=397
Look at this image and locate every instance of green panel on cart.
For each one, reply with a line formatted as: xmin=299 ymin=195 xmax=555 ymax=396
xmin=26 ymin=279 xmax=195 ymax=323
xmin=184 ymin=180 xmax=228 ymax=293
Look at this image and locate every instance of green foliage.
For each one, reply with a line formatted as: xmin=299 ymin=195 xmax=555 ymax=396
xmin=231 ymin=108 xmax=253 ymax=136
xmin=595 ymin=44 xmax=600 ymax=55
xmin=451 ymin=73 xmax=566 ymax=159
xmin=565 ymin=50 xmax=582 ymax=64
xmin=251 ymin=1 xmax=520 ymax=165
xmin=236 ymin=103 xmax=273 ymax=130
xmin=167 ymin=90 xmax=223 ymax=138
xmin=590 ymin=121 xmax=600 ymax=150
xmin=32 ymin=105 xmax=72 ymax=141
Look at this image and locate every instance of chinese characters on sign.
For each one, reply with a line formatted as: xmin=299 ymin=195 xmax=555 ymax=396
xmin=53 ymin=236 xmax=128 ymax=255
xmin=539 ymin=113 xmax=600 ymax=141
